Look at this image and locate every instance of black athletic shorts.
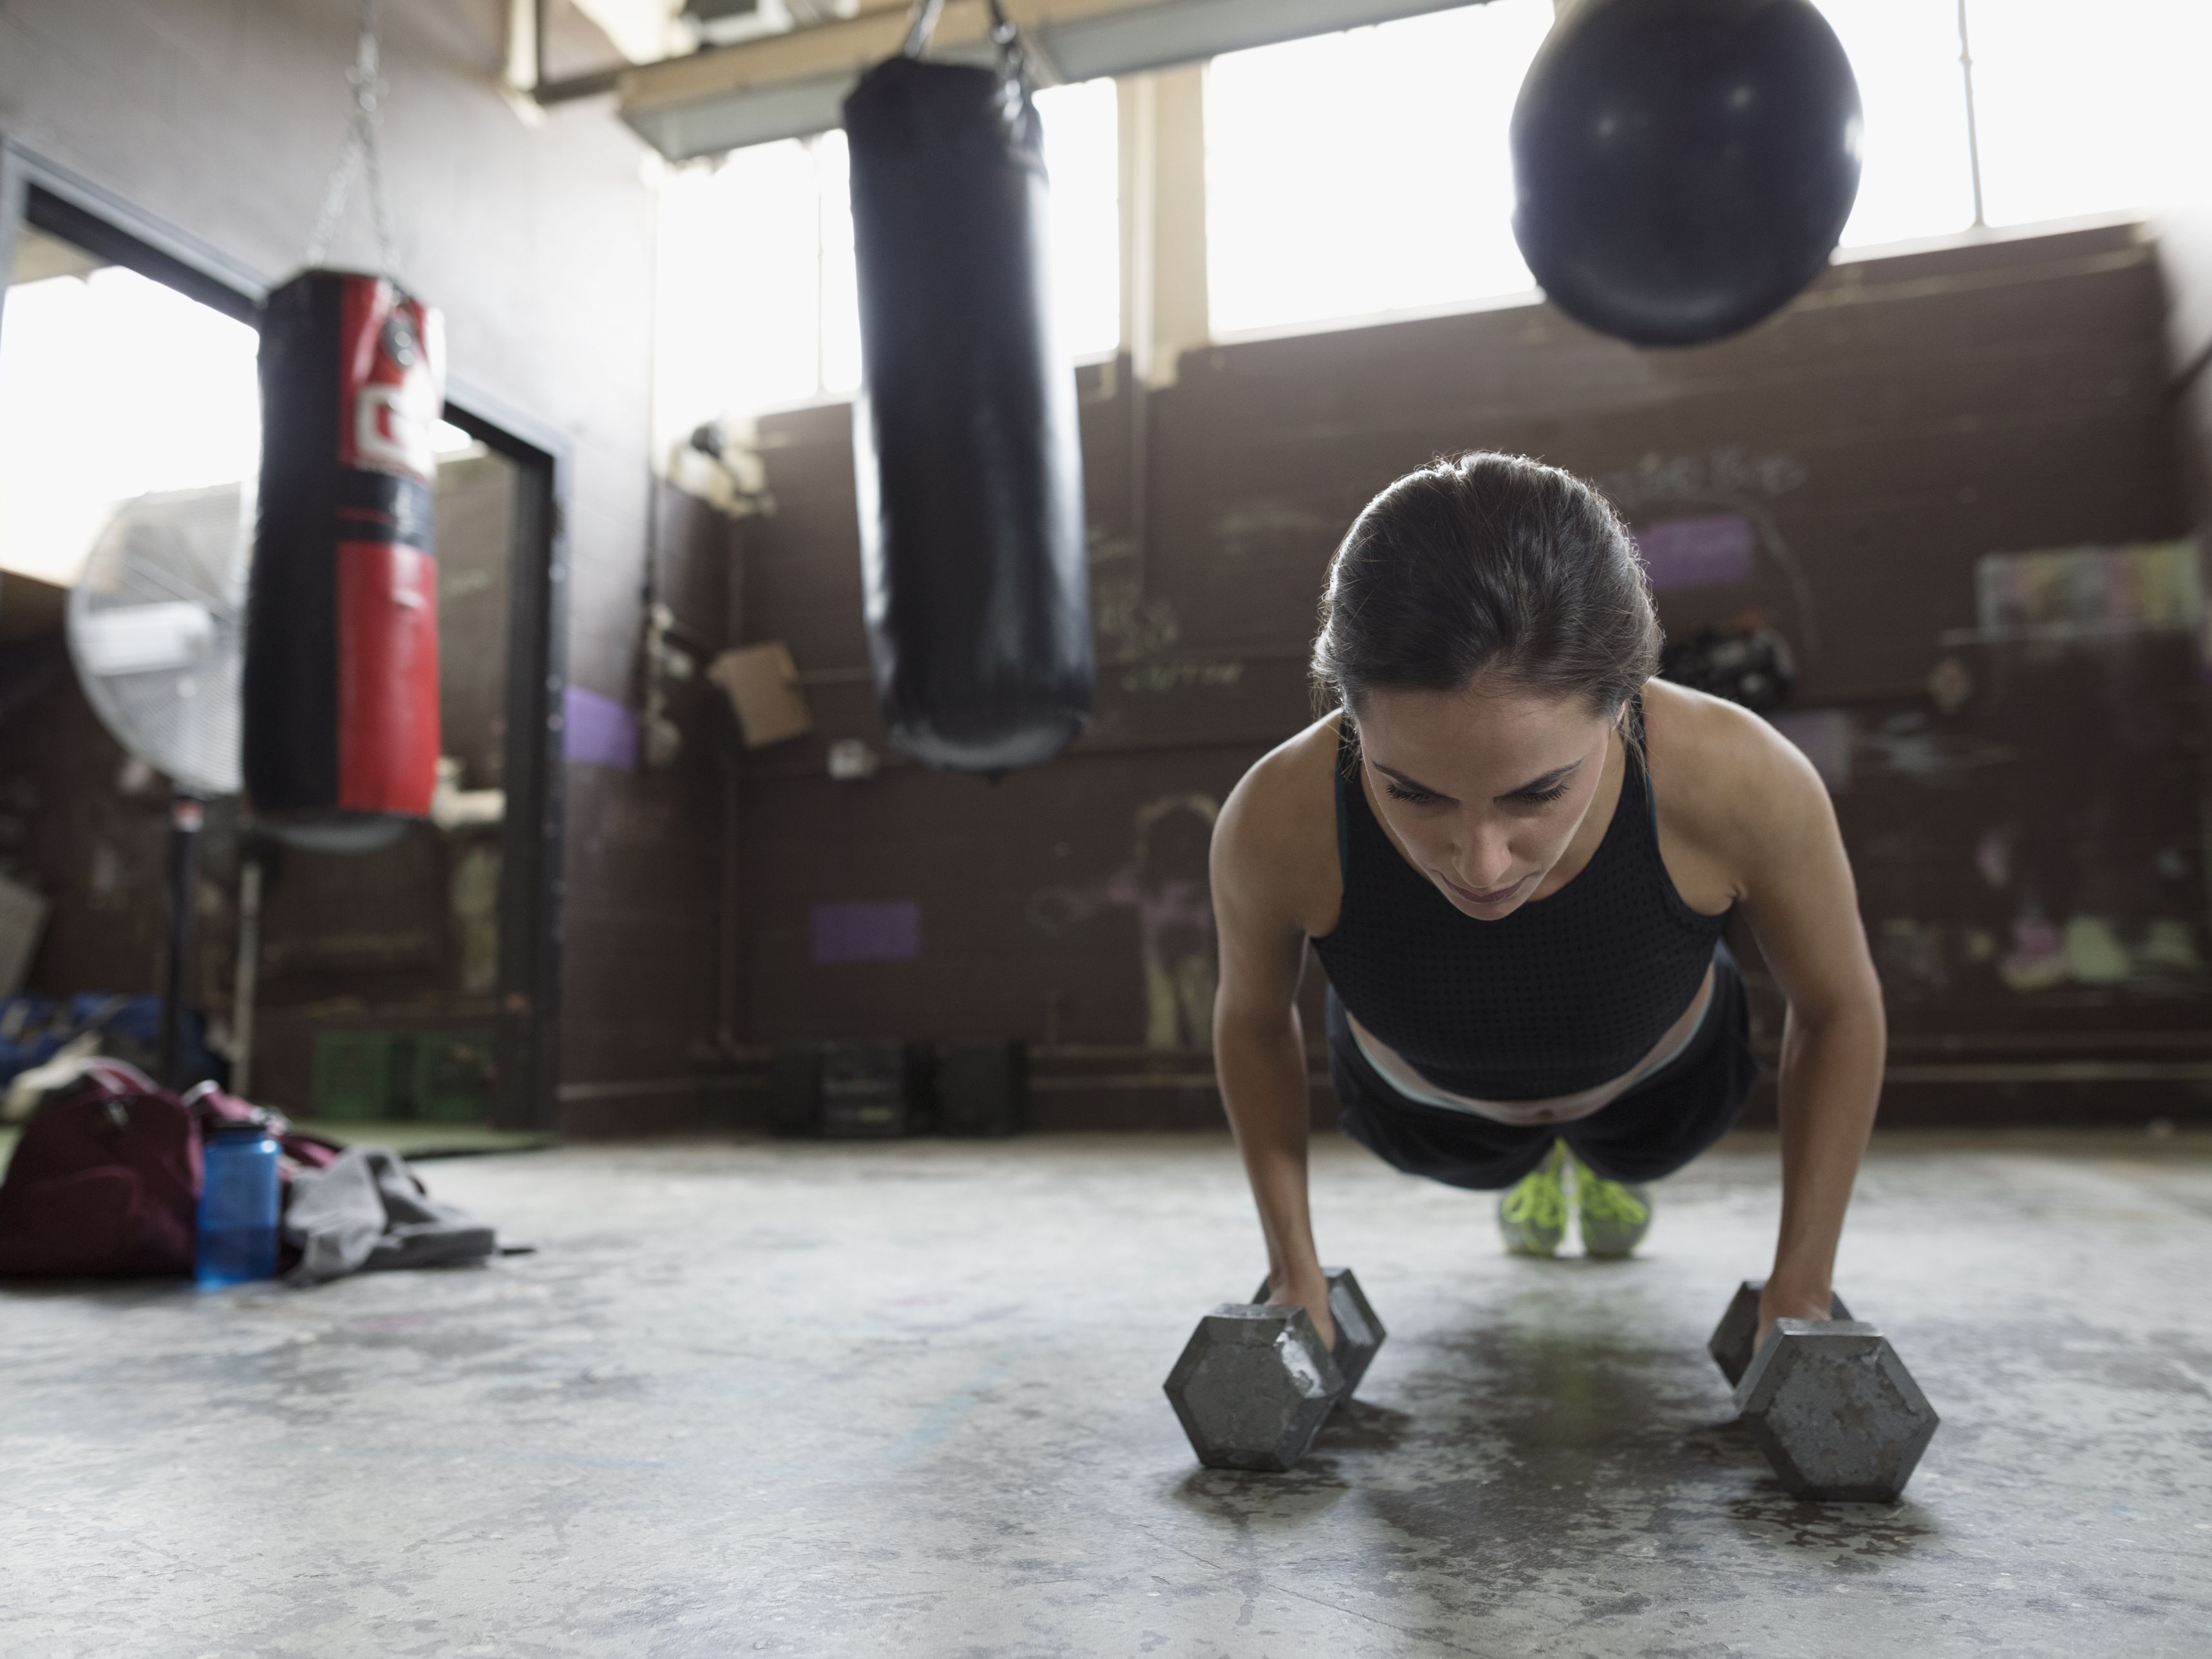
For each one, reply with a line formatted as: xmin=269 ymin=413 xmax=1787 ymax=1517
xmin=1327 ymin=942 xmax=1757 ymax=1191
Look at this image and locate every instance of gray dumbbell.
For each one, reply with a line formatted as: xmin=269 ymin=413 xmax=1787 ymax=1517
xmin=1163 ymin=1267 xmax=1386 ymax=1472
xmin=1251 ymin=1266 xmax=1387 ymax=1394
xmin=1709 ymin=1278 xmax=1851 ymax=1385
xmin=1708 ymin=1279 xmax=1939 ymax=1503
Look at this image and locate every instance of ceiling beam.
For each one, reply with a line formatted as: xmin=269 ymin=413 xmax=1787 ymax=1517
xmin=607 ymin=0 xmax=1492 ymax=161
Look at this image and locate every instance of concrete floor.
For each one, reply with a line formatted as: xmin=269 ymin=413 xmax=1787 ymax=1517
xmin=5 ymin=1131 xmax=2211 ymax=1657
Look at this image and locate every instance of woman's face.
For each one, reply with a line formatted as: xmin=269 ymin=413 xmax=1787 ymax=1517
xmin=1356 ymin=676 xmax=1617 ymax=920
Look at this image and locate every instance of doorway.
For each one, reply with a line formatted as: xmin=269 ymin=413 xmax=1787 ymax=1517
xmin=0 ymin=146 xmax=568 ymax=1131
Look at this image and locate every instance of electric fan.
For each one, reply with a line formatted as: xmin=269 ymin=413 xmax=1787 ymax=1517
xmin=64 ymin=480 xmax=247 ymax=1086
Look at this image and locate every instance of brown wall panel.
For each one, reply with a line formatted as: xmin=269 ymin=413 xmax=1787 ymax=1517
xmin=733 ymin=222 xmax=2209 ymax=1126
xmin=741 ymin=746 xmax=1261 ymax=1047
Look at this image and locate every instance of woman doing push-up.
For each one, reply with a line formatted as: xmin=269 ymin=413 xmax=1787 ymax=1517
xmin=1209 ymin=451 xmax=1884 ymax=1355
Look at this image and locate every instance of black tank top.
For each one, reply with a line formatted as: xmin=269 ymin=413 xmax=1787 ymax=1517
xmin=1310 ymin=700 xmax=1730 ymax=1101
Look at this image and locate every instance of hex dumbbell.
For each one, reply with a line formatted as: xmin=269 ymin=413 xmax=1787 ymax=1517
xmin=1162 ymin=1267 xmax=1386 ymax=1472
xmin=1708 ymin=1279 xmax=1940 ymax=1503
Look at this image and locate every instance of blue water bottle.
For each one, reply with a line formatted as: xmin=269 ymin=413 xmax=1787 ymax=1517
xmin=196 ymin=1120 xmax=282 ymax=1287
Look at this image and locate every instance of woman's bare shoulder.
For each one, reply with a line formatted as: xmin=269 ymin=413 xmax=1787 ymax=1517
xmin=1213 ymin=711 xmax=1345 ymax=935
xmin=1641 ymin=678 xmax=1831 ymax=867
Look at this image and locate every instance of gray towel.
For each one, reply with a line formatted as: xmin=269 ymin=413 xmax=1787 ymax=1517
xmin=283 ymin=1147 xmax=497 ymax=1285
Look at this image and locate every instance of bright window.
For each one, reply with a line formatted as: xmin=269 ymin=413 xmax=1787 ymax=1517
xmin=1204 ymin=0 xmax=2204 ymax=337
xmin=1814 ymin=0 xmax=1978 ymax=247
xmin=656 ymin=137 xmax=831 ymax=436
xmin=0 ymin=265 xmax=260 ymax=587
xmin=1967 ymin=0 xmax=2208 ymax=229
xmin=1820 ymin=0 xmax=2208 ymax=244
xmin=654 ymin=77 xmax=1120 ymax=442
xmin=1205 ymin=1 xmax=1554 ymax=337
xmin=1035 ymin=78 xmax=1124 ymax=361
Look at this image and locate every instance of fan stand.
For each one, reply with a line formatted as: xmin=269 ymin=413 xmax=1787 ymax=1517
xmin=160 ymin=791 xmax=205 ymax=1090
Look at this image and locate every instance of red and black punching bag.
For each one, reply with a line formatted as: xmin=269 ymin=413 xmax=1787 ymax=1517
xmin=844 ymin=33 xmax=1094 ymax=773
xmin=245 ymin=271 xmax=446 ymax=842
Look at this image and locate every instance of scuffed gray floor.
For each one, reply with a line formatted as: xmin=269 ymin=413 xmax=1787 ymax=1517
xmin=5 ymin=1130 xmax=2210 ymax=1656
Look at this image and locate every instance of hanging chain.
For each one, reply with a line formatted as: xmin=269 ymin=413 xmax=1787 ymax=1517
xmin=306 ymin=0 xmax=401 ymax=278
xmin=902 ymin=0 xmax=1028 ymax=81
xmin=901 ymin=0 xmax=946 ymax=57
xmin=983 ymin=0 xmax=1029 ymax=84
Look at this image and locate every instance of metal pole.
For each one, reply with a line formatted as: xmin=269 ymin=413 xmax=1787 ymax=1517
xmin=231 ymin=851 xmax=263 ymax=1099
xmin=160 ymin=793 xmax=205 ymax=1089
xmin=1957 ymin=0 xmax=1986 ymax=228
xmin=903 ymin=0 xmax=947 ymax=58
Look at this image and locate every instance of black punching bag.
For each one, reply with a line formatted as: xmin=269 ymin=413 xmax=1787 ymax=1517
xmin=844 ymin=43 xmax=1093 ymax=773
xmin=1511 ymin=0 xmax=1861 ymax=346
xmin=245 ymin=270 xmax=446 ymax=844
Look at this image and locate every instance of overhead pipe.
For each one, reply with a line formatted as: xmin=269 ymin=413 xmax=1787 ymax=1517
xmin=524 ymin=0 xmax=1496 ymax=159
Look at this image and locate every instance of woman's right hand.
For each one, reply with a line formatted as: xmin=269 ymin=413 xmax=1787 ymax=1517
xmin=1265 ymin=1266 xmax=1336 ymax=1354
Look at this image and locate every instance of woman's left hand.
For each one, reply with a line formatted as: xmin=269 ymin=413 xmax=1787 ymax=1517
xmin=1755 ymin=1278 xmax=1835 ymax=1352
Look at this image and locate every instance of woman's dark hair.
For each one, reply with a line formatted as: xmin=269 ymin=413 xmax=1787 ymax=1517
xmin=1310 ymin=451 xmax=1659 ymax=723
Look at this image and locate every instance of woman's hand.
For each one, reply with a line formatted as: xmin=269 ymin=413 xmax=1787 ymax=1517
xmin=1266 ymin=1264 xmax=1336 ymax=1354
xmin=1756 ymin=1278 xmax=1835 ymax=1352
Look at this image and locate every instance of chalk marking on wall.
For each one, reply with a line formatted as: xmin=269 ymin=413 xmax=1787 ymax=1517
xmin=1122 ymin=659 xmax=1243 ymax=694
xmin=1027 ymin=792 xmax=1222 ymax=1050
xmin=1212 ymin=500 xmax=1334 ymax=562
xmin=1598 ymin=445 xmax=1821 ymax=655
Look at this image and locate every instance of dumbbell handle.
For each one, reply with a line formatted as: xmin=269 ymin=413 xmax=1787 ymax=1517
xmin=1746 ymin=1280 xmax=1853 ymax=1322
xmin=1708 ymin=1279 xmax=1851 ymax=1387
xmin=1251 ymin=1276 xmax=1324 ymax=1314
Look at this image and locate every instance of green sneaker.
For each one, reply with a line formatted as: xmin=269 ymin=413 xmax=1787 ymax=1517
xmin=1569 ymin=1152 xmax=1652 ymax=1258
xmin=1497 ymin=1141 xmax=1569 ymax=1257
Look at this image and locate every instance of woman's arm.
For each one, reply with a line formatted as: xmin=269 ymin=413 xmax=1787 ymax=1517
xmin=1728 ymin=722 xmax=1887 ymax=1345
xmin=1210 ymin=763 xmax=1336 ymax=1350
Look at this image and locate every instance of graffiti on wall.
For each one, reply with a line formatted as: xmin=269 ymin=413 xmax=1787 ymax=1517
xmin=1596 ymin=444 xmax=1822 ymax=654
xmin=1974 ymin=540 xmax=2204 ymax=638
xmin=1027 ymin=793 xmax=1220 ymax=1050
xmin=1850 ymin=632 xmax=2209 ymax=1008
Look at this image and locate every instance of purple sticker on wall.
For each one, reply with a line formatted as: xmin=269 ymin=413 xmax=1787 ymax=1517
xmin=563 ymin=686 xmax=638 ymax=770
xmin=1634 ymin=513 xmax=1755 ymax=592
xmin=811 ymin=901 xmax=923 ymax=965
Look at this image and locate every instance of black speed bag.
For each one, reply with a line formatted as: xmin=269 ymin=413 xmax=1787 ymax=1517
xmin=1511 ymin=0 xmax=1862 ymax=346
xmin=844 ymin=53 xmax=1095 ymax=773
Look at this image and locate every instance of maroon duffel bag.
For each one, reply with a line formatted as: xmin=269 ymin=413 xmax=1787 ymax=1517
xmin=0 ymin=1061 xmax=338 ymax=1278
